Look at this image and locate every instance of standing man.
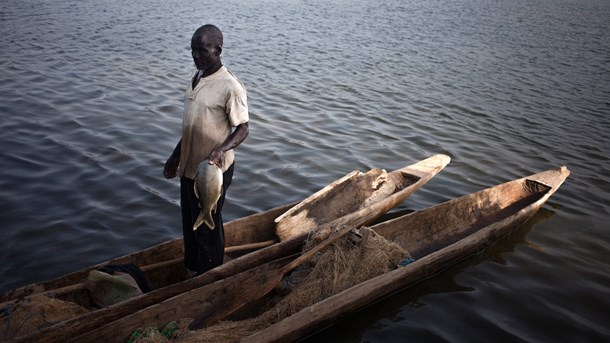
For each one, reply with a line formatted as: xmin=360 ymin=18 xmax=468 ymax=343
xmin=164 ymin=24 xmax=249 ymax=276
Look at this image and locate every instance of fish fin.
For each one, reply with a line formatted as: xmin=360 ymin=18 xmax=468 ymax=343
xmin=193 ymin=213 xmax=205 ymax=231
xmin=206 ymin=199 xmax=219 ymax=230
xmin=194 ymin=211 xmax=216 ymax=231
xmin=204 ymin=214 xmax=215 ymax=230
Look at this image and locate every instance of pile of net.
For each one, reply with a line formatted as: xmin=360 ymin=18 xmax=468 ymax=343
xmin=0 ymin=294 xmax=89 ymax=341
xmin=133 ymin=227 xmax=411 ymax=343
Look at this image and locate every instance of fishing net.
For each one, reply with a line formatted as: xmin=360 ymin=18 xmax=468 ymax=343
xmin=132 ymin=226 xmax=410 ymax=343
xmin=0 ymin=294 xmax=89 ymax=341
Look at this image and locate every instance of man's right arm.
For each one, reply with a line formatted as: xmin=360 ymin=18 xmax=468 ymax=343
xmin=164 ymin=140 xmax=181 ymax=179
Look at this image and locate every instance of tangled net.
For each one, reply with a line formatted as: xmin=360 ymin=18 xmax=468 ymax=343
xmin=0 ymin=294 xmax=89 ymax=341
xmin=134 ymin=227 xmax=410 ymax=343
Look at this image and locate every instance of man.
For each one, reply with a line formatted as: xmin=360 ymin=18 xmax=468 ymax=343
xmin=163 ymin=24 xmax=249 ymax=276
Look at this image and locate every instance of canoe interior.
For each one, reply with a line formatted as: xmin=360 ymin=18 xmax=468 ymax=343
xmin=374 ymin=178 xmax=552 ymax=259
xmin=275 ymin=168 xmax=420 ymax=240
xmin=300 ymin=170 xmax=419 ymax=223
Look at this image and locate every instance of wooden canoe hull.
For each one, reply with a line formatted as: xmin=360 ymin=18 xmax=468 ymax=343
xmin=8 ymin=155 xmax=450 ymax=343
xmin=244 ymin=166 xmax=570 ymax=343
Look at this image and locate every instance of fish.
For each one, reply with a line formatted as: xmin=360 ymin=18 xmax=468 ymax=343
xmin=193 ymin=161 xmax=223 ymax=231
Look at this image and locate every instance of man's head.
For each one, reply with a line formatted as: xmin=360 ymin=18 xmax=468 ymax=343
xmin=191 ymin=24 xmax=223 ymax=72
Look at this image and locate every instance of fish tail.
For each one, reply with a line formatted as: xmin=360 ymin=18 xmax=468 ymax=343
xmin=204 ymin=213 xmax=216 ymax=230
xmin=193 ymin=213 xmax=204 ymax=231
xmin=193 ymin=212 xmax=216 ymax=231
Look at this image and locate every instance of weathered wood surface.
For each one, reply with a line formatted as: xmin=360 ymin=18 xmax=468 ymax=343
xmin=69 ymin=256 xmax=300 ymax=343
xmin=276 ymin=154 xmax=451 ymax=241
xmin=67 ymin=155 xmax=451 ymax=342
xmin=189 ymin=206 xmax=379 ymax=329
xmin=244 ymin=166 xmax=570 ymax=343
xmin=274 ymin=169 xmax=365 ymax=240
xmin=11 ymin=237 xmax=304 ymax=343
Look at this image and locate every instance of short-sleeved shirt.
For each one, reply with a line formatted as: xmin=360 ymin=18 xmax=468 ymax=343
xmin=179 ymin=66 xmax=249 ymax=179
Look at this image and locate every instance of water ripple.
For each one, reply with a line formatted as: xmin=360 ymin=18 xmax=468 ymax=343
xmin=1 ymin=0 xmax=609 ymax=341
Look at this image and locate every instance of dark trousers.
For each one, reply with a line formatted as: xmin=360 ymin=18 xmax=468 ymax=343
xmin=180 ymin=163 xmax=234 ymax=273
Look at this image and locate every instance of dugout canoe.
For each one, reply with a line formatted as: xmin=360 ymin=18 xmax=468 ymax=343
xmin=245 ymin=166 xmax=570 ymax=342
xmin=4 ymin=154 xmax=450 ymax=342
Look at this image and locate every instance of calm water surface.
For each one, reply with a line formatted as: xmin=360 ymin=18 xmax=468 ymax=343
xmin=1 ymin=0 xmax=609 ymax=341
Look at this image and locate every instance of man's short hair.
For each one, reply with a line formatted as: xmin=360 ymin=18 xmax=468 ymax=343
xmin=193 ymin=24 xmax=223 ymax=48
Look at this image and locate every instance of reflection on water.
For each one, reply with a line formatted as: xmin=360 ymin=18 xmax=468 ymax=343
xmin=1 ymin=0 xmax=609 ymax=341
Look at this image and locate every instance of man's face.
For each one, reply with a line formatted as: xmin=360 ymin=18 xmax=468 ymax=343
xmin=191 ymin=33 xmax=219 ymax=71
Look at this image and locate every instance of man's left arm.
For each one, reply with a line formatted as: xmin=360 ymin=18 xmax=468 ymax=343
xmin=208 ymin=122 xmax=249 ymax=167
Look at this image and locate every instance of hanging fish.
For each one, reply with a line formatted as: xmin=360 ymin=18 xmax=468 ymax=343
xmin=193 ymin=160 xmax=223 ymax=231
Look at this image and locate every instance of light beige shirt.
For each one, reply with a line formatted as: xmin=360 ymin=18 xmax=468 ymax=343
xmin=179 ymin=66 xmax=249 ymax=179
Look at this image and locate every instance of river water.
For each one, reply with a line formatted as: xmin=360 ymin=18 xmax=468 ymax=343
xmin=1 ymin=0 xmax=609 ymax=341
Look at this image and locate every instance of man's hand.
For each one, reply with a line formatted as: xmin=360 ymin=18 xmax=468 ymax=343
xmin=208 ymin=148 xmax=224 ymax=168
xmin=164 ymin=155 xmax=179 ymax=179
xmin=164 ymin=140 xmax=182 ymax=179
